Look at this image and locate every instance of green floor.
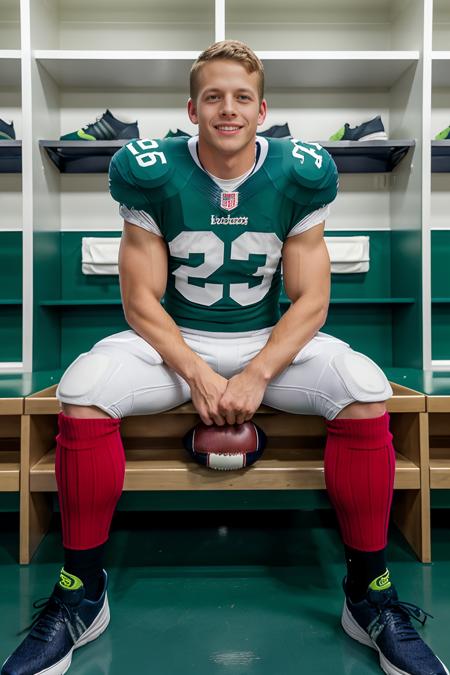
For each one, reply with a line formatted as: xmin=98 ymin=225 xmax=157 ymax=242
xmin=1 ymin=510 xmax=450 ymax=674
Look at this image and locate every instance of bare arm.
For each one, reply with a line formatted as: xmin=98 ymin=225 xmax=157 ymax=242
xmin=244 ymin=222 xmax=330 ymax=382
xmin=119 ymin=222 xmax=228 ymax=424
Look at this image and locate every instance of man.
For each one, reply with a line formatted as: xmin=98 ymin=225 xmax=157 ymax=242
xmin=2 ymin=40 xmax=448 ymax=675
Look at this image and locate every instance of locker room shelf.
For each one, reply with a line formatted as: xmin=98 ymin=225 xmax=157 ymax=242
xmin=432 ymin=298 xmax=450 ymax=303
xmin=0 ymin=300 xmax=22 ymax=306
xmin=432 ymin=142 xmax=450 ymax=173
xmin=40 ymin=140 xmax=126 ymax=173
xmin=428 ymin=391 xmax=450 ymax=489
xmin=40 ymin=140 xmax=415 ymax=174
xmin=0 ymin=141 xmax=22 ymax=173
xmin=321 ymin=140 xmax=415 ymax=173
xmin=40 ymin=300 xmax=122 ymax=307
xmin=0 ymin=397 xmax=22 ymax=494
xmin=34 ymin=50 xmax=419 ymax=90
xmin=41 ymin=298 xmax=417 ymax=308
xmin=29 ymin=446 xmax=420 ymax=492
xmin=281 ymin=297 xmax=416 ymax=306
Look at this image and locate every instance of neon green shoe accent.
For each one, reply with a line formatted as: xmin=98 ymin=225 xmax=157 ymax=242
xmin=369 ymin=569 xmax=392 ymax=592
xmin=77 ymin=129 xmax=96 ymax=141
xmin=435 ymin=126 xmax=450 ymax=140
xmin=329 ymin=126 xmax=346 ymax=141
xmin=59 ymin=568 xmax=83 ymax=591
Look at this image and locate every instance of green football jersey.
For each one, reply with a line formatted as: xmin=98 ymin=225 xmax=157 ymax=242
xmin=109 ymin=135 xmax=338 ymax=332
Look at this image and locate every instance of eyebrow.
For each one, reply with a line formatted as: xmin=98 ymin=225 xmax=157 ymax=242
xmin=203 ymin=88 xmax=254 ymax=95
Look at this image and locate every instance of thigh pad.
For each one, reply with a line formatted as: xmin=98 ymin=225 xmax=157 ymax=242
xmin=57 ymin=352 xmax=116 ymax=401
xmin=330 ymin=351 xmax=393 ymax=402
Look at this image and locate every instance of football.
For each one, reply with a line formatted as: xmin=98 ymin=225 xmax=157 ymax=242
xmin=183 ymin=420 xmax=267 ymax=471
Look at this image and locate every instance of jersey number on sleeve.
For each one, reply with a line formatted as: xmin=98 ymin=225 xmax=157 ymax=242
xmin=169 ymin=231 xmax=283 ymax=307
xmin=126 ymin=139 xmax=167 ymax=167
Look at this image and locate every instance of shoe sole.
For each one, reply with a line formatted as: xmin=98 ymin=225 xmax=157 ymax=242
xmin=342 ymin=601 xmax=450 ymax=675
xmin=32 ymin=593 xmax=110 ymax=675
xmin=357 ymin=132 xmax=388 ymax=141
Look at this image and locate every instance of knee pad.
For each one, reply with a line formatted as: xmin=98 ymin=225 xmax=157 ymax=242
xmin=56 ymin=352 xmax=114 ymax=403
xmin=330 ymin=351 xmax=393 ymax=402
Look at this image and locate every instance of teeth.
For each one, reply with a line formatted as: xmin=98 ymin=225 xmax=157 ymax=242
xmin=217 ymin=126 xmax=240 ymax=131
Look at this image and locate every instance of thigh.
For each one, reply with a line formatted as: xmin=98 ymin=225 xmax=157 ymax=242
xmin=56 ymin=330 xmax=193 ymax=418
xmin=262 ymin=331 xmax=393 ymax=421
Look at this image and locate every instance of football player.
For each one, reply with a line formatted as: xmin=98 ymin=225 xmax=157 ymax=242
xmin=2 ymin=40 xmax=448 ymax=675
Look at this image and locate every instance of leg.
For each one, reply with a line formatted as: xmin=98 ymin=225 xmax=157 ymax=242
xmin=258 ymin=332 xmax=448 ymax=675
xmin=2 ymin=331 xmax=194 ymax=675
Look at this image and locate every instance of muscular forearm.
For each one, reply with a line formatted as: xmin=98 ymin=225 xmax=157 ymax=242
xmin=245 ymin=295 xmax=328 ymax=383
xmin=124 ymin=296 xmax=211 ymax=385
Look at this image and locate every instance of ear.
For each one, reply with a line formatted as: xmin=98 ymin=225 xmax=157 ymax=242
xmin=257 ymin=99 xmax=268 ymax=126
xmin=187 ymin=98 xmax=198 ymax=125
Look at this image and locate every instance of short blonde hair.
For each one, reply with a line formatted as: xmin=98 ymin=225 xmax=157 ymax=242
xmin=190 ymin=40 xmax=265 ymax=104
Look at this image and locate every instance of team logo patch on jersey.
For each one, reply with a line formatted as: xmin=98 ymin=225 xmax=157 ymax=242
xmin=220 ymin=192 xmax=239 ymax=211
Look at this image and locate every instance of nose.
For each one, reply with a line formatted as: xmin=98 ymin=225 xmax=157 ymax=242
xmin=220 ymin=94 xmax=237 ymax=117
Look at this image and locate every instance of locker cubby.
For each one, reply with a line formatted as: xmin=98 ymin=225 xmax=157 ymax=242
xmin=0 ymin=232 xmax=22 ymax=364
xmin=427 ymin=374 xmax=450 ymax=493
xmin=433 ymin=0 xmax=450 ymax=51
xmin=0 ymin=0 xmax=21 ymax=50
xmin=30 ymin=0 xmax=214 ymax=51
xmin=226 ymin=0 xmax=422 ymax=52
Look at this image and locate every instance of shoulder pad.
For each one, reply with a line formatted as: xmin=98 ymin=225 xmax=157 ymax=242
xmin=111 ymin=137 xmax=175 ymax=190
xmin=284 ymin=138 xmax=337 ymax=190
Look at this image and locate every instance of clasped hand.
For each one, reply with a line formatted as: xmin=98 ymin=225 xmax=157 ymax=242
xmin=190 ymin=367 xmax=267 ymax=426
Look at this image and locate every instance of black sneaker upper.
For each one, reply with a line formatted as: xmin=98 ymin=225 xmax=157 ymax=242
xmin=1 ymin=572 xmax=107 ymax=675
xmin=0 ymin=119 xmax=15 ymax=140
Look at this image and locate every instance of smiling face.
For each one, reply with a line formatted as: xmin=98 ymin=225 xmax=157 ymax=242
xmin=187 ymin=59 xmax=267 ymax=177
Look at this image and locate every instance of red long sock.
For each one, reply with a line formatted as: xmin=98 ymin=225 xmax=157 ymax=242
xmin=324 ymin=412 xmax=395 ymax=552
xmin=55 ymin=413 xmax=125 ymax=550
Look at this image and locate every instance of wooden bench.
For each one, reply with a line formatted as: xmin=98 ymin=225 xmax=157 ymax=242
xmin=19 ymin=380 xmax=430 ymax=564
xmin=0 ymin=397 xmax=22 ymax=495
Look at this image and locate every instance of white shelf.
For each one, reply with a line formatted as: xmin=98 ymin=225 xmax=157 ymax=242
xmin=226 ymin=0 xmax=421 ymax=51
xmin=0 ymin=51 xmax=21 ymax=86
xmin=34 ymin=51 xmax=200 ymax=89
xmin=34 ymin=50 xmax=419 ymax=90
xmin=260 ymin=52 xmax=419 ymax=88
xmin=31 ymin=0 xmax=214 ymax=51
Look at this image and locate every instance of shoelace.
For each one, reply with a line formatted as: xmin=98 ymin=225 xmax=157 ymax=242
xmin=372 ymin=597 xmax=433 ymax=641
xmin=18 ymin=596 xmax=72 ymax=640
xmin=83 ymin=114 xmax=105 ymax=132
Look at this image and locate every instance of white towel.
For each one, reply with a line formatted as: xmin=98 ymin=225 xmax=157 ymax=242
xmin=325 ymin=236 xmax=370 ymax=273
xmin=82 ymin=237 xmax=120 ymax=275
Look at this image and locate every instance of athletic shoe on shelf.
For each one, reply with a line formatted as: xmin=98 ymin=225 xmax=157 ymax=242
xmin=329 ymin=115 xmax=388 ymax=141
xmin=1 ymin=569 xmax=110 ymax=675
xmin=0 ymin=119 xmax=16 ymax=140
xmin=435 ymin=126 xmax=450 ymax=140
xmin=60 ymin=110 xmax=139 ymax=141
xmin=341 ymin=574 xmax=449 ymax=675
xmin=165 ymin=128 xmax=191 ymax=137
xmin=259 ymin=122 xmax=291 ymax=138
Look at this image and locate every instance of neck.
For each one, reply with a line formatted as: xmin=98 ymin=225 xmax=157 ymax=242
xmin=197 ymin=136 xmax=257 ymax=179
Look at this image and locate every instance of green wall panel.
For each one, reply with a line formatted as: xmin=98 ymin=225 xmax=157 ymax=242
xmin=33 ymin=232 xmax=61 ymax=370
xmin=61 ymin=232 xmax=121 ymax=300
xmin=0 ymin=232 xmax=22 ymax=362
xmin=432 ymin=230 xmax=450 ymax=360
xmin=60 ymin=306 xmax=129 ymax=368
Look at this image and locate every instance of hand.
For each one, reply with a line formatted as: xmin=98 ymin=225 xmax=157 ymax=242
xmin=218 ymin=370 xmax=267 ymax=425
xmin=189 ymin=364 xmax=229 ymax=426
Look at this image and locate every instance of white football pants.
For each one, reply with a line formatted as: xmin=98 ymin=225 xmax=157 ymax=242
xmin=56 ymin=326 xmax=393 ymax=421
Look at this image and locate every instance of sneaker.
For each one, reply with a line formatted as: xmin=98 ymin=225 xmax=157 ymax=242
xmin=0 ymin=119 xmax=16 ymax=140
xmin=60 ymin=110 xmax=139 ymax=141
xmin=342 ymin=574 xmax=449 ymax=675
xmin=1 ymin=569 xmax=110 ymax=675
xmin=330 ymin=115 xmax=388 ymax=141
xmin=435 ymin=126 xmax=450 ymax=140
xmin=259 ymin=122 xmax=292 ymax=138
xmin=164 ymin=128 xmax=191 ymax=138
